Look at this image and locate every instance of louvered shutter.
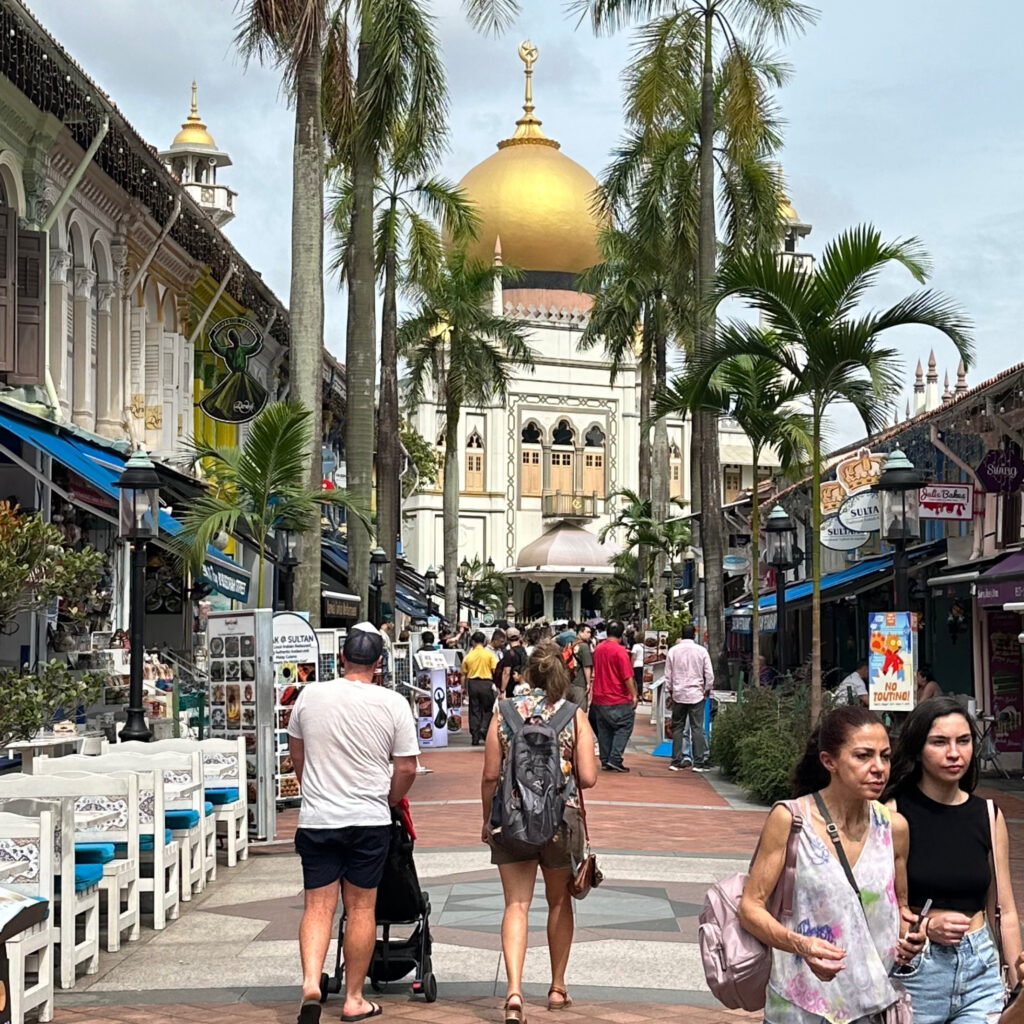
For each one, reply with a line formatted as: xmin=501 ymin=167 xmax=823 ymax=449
xmin=0 ymin=207 xmax=16 ymax=372
xmin=13 ymin=226 xmax=46 ymax=386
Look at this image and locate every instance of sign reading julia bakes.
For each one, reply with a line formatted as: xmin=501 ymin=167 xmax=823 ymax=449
xmin=867 ymin=611 xmax=917 ymax=712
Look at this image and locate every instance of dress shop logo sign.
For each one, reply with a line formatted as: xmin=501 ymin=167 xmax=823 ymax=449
xmin=198 ymin=317 xmax=269 ymax=424
xmin=975 ymin=449 xmax=1024 ymax=494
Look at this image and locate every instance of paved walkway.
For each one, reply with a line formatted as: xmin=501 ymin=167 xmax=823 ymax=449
xmin=48 ymin=716 xmax=1024 ymax=1024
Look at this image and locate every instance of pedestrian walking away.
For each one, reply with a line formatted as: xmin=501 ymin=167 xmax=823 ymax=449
xmin=481 ymin=642 xmax=599 ymax=1023
xmin=664 ymin=624 xmax=713 ymax=771
xmin=287 ymin=622 xmax=420 ymax=1024
xmin=883 ymin=697 xmax=1021 ymax=1024
xmin=590 ymin=620 xmax=637 ymax=772
xmin=629 ymin=632 xmax=645 ymax=694
xmin=463 ymin=631 xmax=500 ymax=745
xmin=738 ymin=705 xmax=925 ymax=1023
xmin=568 ymin=622 xmax=593 ymax=711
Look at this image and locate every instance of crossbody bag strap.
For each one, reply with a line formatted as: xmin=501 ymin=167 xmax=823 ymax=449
xmin=813 ymin=791 xmax=862 ymax=900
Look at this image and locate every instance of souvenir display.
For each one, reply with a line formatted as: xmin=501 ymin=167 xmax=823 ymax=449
xmin=272 ymin=613 xmax=321 ymax=801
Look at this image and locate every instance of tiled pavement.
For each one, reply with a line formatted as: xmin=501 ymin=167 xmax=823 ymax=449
xmin=49 ymin=715 xmax=1024 ymax=1024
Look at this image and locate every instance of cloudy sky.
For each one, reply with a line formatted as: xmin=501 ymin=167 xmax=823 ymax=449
xmin=25 ymin=0 xmax=1024 ymax=444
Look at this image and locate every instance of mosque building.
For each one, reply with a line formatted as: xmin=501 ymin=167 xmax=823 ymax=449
xmin=402 ymin=43 xmax=795 ymax=622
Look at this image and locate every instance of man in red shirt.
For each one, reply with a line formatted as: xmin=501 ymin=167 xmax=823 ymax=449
xmin=590 ymin=620 xmax=638 ymax=772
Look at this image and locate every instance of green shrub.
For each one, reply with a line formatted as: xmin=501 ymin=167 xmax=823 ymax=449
xmin=710 ymin=688 xmax=778 ymax=778
xmin=736 ymin=724 xmax=802 ymax=804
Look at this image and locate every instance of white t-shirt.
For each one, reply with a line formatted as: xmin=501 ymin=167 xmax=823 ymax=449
xmin=839 ymin=670 xmax=868 ymax=705
xmin=631 ymin=642 xmax=645 ymax=669
xmin=287 ymin=679 xmax=420 ymax=829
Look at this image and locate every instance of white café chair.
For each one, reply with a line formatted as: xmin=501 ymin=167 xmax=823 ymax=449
xmin=32 ymin=755 xmax=180 ymax=930
xmin=0 ymin=773 xmax=141 ymax=952
xmin=0 ymin=806 xmax=55 ymax=1023
xmin=0 ymin=798 xmax=99 ymax=990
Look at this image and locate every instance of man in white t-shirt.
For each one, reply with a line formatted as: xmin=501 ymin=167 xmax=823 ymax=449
xmin=838 ymin=661 xmax=870 ymax=706
xmin=288 ymin=622 xmax=419 ymax=1024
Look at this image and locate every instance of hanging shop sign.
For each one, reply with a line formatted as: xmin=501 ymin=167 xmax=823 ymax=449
xmin=837 ymin=491 xmax=882 ymax=533
xmin=867 ymin=611 xmax=918 ymax=712
xmin=723 ymin=553 xmax=751 ymax=574
xmin=820 ymin=515 xmax=870 ymax=551
xmin=919 ymin=482 xmax=974 ymax=521
xmin=976 ymin=449 xmax=1024 ymax=494
xmin=198 ymin=317 xmax=269 ymax=424
xmin=731 ymin=610 xmax=778 ymax=634
xmin=202 ymin=555 xmax=251 ymax=603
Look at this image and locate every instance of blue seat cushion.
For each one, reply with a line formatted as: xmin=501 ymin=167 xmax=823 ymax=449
xmin=55 ymin=862 xmax=103 ymax=893
xmin=113 ymin=828 xmax=171 ymax=854
xmin=74 ymin=842 xmax=115 ymax=864
xmin=205 ymin=787 xmax=239 ymax=806
xmin=165 ymin=809 xmax=200 ymax=830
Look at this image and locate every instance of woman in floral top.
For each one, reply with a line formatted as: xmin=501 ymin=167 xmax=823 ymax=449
xmin=481 ymin=641 xmax=598 ymax=1023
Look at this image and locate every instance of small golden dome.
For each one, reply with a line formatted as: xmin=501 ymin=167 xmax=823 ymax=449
xmin=172 ymin=81 xmax=217 ymax=148
xmin=779 ymin=195 xmax=800 ymax=222
xmin=456 ymin=42 xmax=603 ymax=276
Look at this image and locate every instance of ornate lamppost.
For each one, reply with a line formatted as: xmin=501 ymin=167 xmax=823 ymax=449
xmin=765 ymin=504 xmax=802 ymax=677
xmin=369 ymin=547 xmax=388 ymax=626
xmin=874 ymin=447 xmax=924 ymax=611
xmin=277 ymin=525 xmax=298 ymax=612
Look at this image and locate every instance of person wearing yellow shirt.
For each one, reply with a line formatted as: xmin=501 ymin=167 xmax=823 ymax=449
xmin=463 ymin=631 xmax=499 ymax=746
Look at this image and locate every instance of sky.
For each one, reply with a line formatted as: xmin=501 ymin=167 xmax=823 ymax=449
xmin=23 ymin=0 xmax=1024 ymax=445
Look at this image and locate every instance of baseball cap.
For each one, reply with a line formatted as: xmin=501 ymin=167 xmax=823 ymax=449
xmin=343 ymin=621 xmax=384 ymax=665
xmin=506 ymin=627 xmax=521 ymax=640
xmin=555 ymin=630 xmax=576 ymax=647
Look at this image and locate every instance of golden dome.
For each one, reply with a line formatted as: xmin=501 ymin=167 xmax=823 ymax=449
xmin=457 ymin=42 xmax=603 ymax=276
xmin=172 ymin=81 xmax=217 ymax=148
xmin=779 ymin=194 xmax=800 ymax=222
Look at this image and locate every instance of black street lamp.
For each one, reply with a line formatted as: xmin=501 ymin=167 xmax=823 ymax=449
xmin=874 ymin=447 xmax=924 ymax=611
xmin=117 ymin=448 xmax=161 ymax=743
xmin=637 ymin=580 xmax=649 ymax=627
xmin=369 ymin=547 xmax=388 ymax=626
xmin=424 ymin=566 xmax=437 ymax=617
xmin=486 ymin=555 xmax=495 ymax=573
xmin=661 ymin=566 xmax=674 ymax=611
xmin=765 ymin=504 xmax=802 ymax=677
xmin=277 ymin=526 xmax=298 ymax=612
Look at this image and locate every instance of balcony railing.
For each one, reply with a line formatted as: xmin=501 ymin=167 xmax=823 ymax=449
xmin=542 ymin=491 xmax=601 ymax=518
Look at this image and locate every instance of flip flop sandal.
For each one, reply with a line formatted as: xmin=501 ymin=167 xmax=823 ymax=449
xmin=341 ymin=1003 xmax=382 ymax=1022
xmin=547 ymin=987 xmax=573 ymax=1010
xmin=297 ymin=1002 xmax=321 ymax=1024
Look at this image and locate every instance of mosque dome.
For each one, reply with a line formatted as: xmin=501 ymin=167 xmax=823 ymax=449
xmin=457 ymin=42 xmax=603 ymax=278
xmin=172 ymin=81 xmax=218 ymax=149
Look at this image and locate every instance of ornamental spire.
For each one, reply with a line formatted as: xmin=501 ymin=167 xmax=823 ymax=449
xmin=499 ymin=40 xmax=559 ymax=150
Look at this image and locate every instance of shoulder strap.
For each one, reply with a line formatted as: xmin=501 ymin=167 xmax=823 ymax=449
xmin=498 ymin=699 xmax=523 ymax=736
xmin=813 ymin=791 xmax=861 ymax=899
xmin=987 ymin=799 xmax=1006 ymax=969
xmin=765 ymin=799 xmax=804 ymax=920
xmin=548 ymin=700 xmax=578 ymax=736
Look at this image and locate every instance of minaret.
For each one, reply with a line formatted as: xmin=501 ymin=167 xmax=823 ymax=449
xmin=955 ymin=359 xmax=968 ymax=395
xmin=924 ymin=350 xmax=940 ymax=411
xmin=160 ymin=82 xmax=237 ymax=227
xmin=942 ymin=370 xmax=953 ymax=404
xmin=776 ymin=166 xmax=813 ymax=271
xmin=492 ymin=236 xmax=504 ymax=315
xmin=913 ymin=360 xmax=925 ymax=414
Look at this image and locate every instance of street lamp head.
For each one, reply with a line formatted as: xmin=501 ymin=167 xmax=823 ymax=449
xmin=875 ymin=448 xmax=923 ymax=543
xmin=424 ymin=566 xmax=437 ymax=597
xmin=486 ymin=555 xmax=495 ymax=572
xmin=117 ymin=447 xmax=161 ymax=540
xmin=877 ymin=446 xmax=925 ymax=493
xmin=637 ymin=580 xmax=649 ymax=599
xmin=765 ymin=504 xmax=798 ymax=570
xmin=369 ymin=546 xmax=388 ymax=587
xmin=459 ymin=556 xmax=471 ymax=579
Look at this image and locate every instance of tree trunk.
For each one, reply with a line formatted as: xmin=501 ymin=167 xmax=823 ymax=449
xmin=378 ymin=202 xmax=399 ymax=622
xmin=638 ymin=307 xmax=653 ymax=504
xmin=290 ymin=42 xmax=325 ymax=625
xmin=810 ymin=413 xmax=822 ymax=722
xmin=344 ymin=35 xmax=377 ymax=613
xmin=651 ymin=310 xmax=670 ymax=579
xmin=696 ymin=11 xmax=724 ymax=661
xmin=749 ymin=448 xmax=760 ymax=673
xmin=442 ymin=395 xmax=460 ymax=622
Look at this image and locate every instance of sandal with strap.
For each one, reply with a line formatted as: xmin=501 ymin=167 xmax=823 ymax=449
xmin=504 ymin=992 xmax=527 ymax=1024
xmin=547 ymin=987 xmax=573 ymax=1011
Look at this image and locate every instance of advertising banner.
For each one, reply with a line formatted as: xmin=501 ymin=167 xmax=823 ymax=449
xmin=867 ymin=611 xmax=918 ymax=712
xmin=272 ymin=613 xmax=321 ymax=802
xmin=986 ymin=611 xmax=1023 ymax=752
xmin=413 ymin=648 xmax=457 ymax=749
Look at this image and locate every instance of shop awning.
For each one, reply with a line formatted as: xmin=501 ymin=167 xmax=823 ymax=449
xmin=323 ymin=541 xmax=440 ymax=619
xmin=976 ymin=552 xmax=1024 ymax=607
xmin=157 ymin=514 xmax=252 ymax=603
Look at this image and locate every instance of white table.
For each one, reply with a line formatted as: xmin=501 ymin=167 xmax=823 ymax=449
xmin=4 ymin=733 xmax=100 ymax=772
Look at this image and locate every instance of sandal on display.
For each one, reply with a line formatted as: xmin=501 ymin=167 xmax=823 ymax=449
xmin=547 ymin=987 xmax=573 ymax=1011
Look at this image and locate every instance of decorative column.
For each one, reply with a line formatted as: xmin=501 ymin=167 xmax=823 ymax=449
xmin=570 ymin=582 xmax=582 ymax=622
xmin=94 ymin=283 xmax=118 ymax=438
xmin=71 ymin=267 xmax=96 ymax=429
xmin=48 ymin=250 xmax=70 ymax=412
xmin=541 ymin=582 xmax=555 ymax=621
xmin=541 ymin=442 xmax=552 ymax=493
xmin=574 ymin=444 xmax=585 ymax=492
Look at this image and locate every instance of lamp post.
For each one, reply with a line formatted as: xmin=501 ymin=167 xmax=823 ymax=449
xmin=117 ymin=448 xmax=161 ymax=742
xmin=369 ymin=547 xmax=388 ymax=626
xmin=486 ymin=556 xmax=495 ymax=573
xmin=637 ymin=579 xmax=649 ymax=627
xmin=505 ymin=576 xmax=515 ymax=626
xmin=424 ymin=566 xmax=437 ymax=618
xmin=765 ymin=504 xmax=802 ymax=678
xmin=661 ymin=566 xmax=674 ymax=611
xmin=875 ymin=447 xmax=924 ymax=611
xmin=278 ymin=526 xmax=298 ymax=612
xmin=457 ymin=557 xmax=471 ymax=625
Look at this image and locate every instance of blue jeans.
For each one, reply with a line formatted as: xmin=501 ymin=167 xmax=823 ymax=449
xmin=592 ymin=702 xmax=635 ymax=767
xmin=898 ymin=926 xmax=1004 ymax=1024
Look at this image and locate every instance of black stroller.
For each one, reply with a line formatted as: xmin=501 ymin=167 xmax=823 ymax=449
xmin=319 ymin=807 xmax=437 ymax=1004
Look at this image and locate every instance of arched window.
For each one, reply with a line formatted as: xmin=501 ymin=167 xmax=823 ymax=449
xmin=549 ymin=418 xmax=575 ymax=493
xmin=723 ymin=464 xmax=742 ymax=503
xmin=520 ymin=421 xmax=542 ymax=497
xmin=669 ymin=442 xmax=683 ymax=499
xmin=465 ymin=428 xmax=484 ymax=492
xmin=583 ymin=425 xmax=606 ymax=497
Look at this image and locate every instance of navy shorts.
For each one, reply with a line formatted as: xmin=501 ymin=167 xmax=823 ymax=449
xmin=294 ymin=825 xmax=391 ymax=890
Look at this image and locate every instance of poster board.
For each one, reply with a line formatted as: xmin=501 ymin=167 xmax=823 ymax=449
xmin=273 ymin=613 xmax=321 ymax=801
xmin=986 ymin=610 xmax=1024 ymax=751
xmin=315 ymin=628 xmax=339 ymax=681
xmin=413 ymin=648 xmax=460 ymax=748
xmin=867 ymin=612 xmax=918 ymax=712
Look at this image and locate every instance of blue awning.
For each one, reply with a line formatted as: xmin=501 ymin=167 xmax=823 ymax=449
xmin=158 ymin=514 xmax=251 ymax=603
xmin=323 ymin=542 xmax=432 ymax=618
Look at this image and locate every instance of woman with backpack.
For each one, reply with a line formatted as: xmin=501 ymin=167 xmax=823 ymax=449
xmin=883 ymin=697 xmax=1020 ymax=1024
xmin=738 ymin=705 xmax=924 ymax=1023
xmin=481 ymin=642 xmax=599 ymax=1024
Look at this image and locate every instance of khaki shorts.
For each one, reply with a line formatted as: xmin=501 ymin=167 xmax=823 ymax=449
xmin=487 ymin=806 xmax=583 ymax=870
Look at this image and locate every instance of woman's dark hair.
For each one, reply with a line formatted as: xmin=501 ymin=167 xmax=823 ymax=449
xmin=522 ymin=640 xmax=570 ymax=702
xmin=791 ymin=705 xmax=885 ymax=797
xmin=883 ymin=696 xmax=978 ymax=801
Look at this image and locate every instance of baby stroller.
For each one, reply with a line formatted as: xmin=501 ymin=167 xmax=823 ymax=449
xmin=320 ymin=803 xmax=437 ymax=1004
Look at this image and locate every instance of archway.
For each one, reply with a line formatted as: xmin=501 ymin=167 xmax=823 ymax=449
xmin=523 ymin=581 xmax=543 ymax=621
xmin=553 ymin=579 xmax=572 ymax=620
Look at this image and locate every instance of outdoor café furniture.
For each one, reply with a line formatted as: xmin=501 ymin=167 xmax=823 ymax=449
xmin=3 ymin=733 xmax=101 ymax=773
xmin=0 ymin=808 xmax=54 ymax=1023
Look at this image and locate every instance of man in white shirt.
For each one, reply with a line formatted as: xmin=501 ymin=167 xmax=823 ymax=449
xmin=663 ymin=624 xmax=715 ymax=771
xmin=288 ymin=622 xmax=419 ymax=1024
xmin=839 ymin=661 xmax=870 ymax=706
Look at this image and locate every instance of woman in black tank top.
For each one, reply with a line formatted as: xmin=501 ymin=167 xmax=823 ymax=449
xmin=884 ymin=697 xmax=1020 ymax=1024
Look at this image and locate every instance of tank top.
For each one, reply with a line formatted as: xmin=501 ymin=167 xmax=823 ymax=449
xmin=898 ymin=787 xmax=991 ymax=914
xmin=766 ymin=797 xmax=900 ymax=1024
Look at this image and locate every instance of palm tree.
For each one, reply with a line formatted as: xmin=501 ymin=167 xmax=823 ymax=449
xmin=577 ymin=0 xmax=816 ymax=674
xmin=656 ymin=342 xmax=810 ymax=649
xmin=235 ymin=0 xmax=332 ymax=620
xmin=177 ymin=402 xmax=366 ymax=603
xmin=459 ymin=555 xmax=509 ymax=614
xmin=602 ymin=550 xmax=645 ymax=621
xmin=694 ymin=224 xmax=974 ymax=718
xmin=400 ymin=248 xmax=534 ymax=619
xmin=598 ymin=488 xmax=689 ymax=594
